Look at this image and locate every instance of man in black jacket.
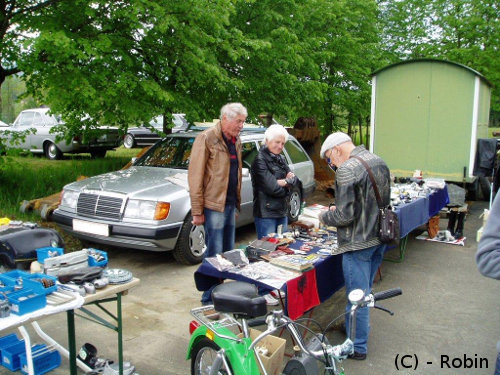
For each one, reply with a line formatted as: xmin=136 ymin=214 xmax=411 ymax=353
xmin=319 ymin=132 xmax=391 ymax=360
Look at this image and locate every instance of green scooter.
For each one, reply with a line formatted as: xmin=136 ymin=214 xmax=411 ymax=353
xmin=186 ymin=281 xmax=401 ymax=375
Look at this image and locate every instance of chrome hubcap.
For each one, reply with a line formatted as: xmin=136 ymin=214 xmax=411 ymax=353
xmin=189 ymin=225 xmax=206 ymax=258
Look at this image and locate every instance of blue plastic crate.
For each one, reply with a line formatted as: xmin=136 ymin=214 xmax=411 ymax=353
xmin=7 ymin=289 xmax=46 ymax=316
xmin=1 ymin=338 xmax=26 ymax=371
xmin=36 ymin=247 xmax=64 ymax=264
xmin=0 ymin=334 xmax=19 ymax=358
xmin=20 ymin=344 xmax=61 ymax=375
xmin=87 ymin=248 xmax=108 ymax=267
xmin=23 ymin=273 xmax=57 ymax=295
xmin=0 ymin=270 xmax=56 ymax=295
xmin=0 ymin=269 xmax=27 ymax=286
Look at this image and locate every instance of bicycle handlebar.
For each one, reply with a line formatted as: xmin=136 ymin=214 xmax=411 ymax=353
xmin=373 ymin=287 xmax=402 ymax=302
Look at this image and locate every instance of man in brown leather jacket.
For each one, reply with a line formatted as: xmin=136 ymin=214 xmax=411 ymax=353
xmin=188 ymin=102 xmax=247 ymax=304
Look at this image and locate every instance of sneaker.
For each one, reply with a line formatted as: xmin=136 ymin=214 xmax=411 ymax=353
xmin=264 ymin=293 xmax=279 ymax=306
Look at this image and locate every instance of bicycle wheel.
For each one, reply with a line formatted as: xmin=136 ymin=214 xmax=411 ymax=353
xmin=191 ymin=337 xmax=233 ymax=375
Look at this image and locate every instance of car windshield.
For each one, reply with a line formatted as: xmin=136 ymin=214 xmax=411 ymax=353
xmin=134 ymin=136 xmax=195 ymax=169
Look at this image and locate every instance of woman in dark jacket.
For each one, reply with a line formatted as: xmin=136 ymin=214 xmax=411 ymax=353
xmin=251 ymin=124 xmax=298 ymax=239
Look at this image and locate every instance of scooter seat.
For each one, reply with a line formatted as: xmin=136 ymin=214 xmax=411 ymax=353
xmin=212 ymin=281 xmax=267 ymax=318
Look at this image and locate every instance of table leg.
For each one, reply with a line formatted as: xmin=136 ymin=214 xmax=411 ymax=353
xmin=383 ymin=235 xmax=408 ymax=263
xmin=67 ymin=309 xmax=77 ymax=375
xmin=18 ymin=326 xmax=34 ymax=375
xmin=118 ymin=293 xmax=123 ymax=375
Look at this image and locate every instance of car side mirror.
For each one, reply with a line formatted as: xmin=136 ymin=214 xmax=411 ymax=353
xmin=242 ymin=167 xmax=250 ymax=177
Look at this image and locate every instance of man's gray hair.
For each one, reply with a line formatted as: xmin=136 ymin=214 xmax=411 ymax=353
xmin=220 ymin=102 xmax=248 ymax=120
xmin=264 ymin=124 xmax=289 ymax=143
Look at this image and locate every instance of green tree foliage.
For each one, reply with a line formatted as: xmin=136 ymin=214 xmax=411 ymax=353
xmin=378 ymin=0 xmax=499 ymax=113
xmin=16 ymin=0 xmax=381 ymax=138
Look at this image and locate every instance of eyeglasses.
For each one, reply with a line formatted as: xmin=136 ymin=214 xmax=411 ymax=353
xmin=325 ymin=149 xmax=337 ymax=172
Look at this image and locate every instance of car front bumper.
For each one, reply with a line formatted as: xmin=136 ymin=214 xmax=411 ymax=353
xmin=53 ymin=210 xmax=182 ymax=252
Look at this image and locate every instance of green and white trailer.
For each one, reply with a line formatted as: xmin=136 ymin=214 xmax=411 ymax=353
xmin=370 ymin=59 xmax=492 ymax=190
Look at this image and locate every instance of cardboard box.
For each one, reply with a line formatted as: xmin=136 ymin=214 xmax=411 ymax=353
xmin=239 ymin=328 xmax=286 ymax=375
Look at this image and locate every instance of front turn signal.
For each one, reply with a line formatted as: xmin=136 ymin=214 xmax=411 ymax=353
xmin=154 ymin=202 xmax=171 ymax=220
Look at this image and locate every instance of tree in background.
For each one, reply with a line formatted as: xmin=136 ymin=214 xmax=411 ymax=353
xmin=378 ymin=0 xmax=499 ymax=118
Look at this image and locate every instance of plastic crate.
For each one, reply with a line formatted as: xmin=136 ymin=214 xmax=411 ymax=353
xmin=0 ymin=334 xmax=20 ymax=358
xmin=87 ymin=248 xmax=108 ymax=267
xmin=1 ymin=338 xmax=26 ymax=371
xmin=36 ymin=247 xmax=64 ymax=264
xmin=8 ymin=289 xmax=46 ymax=316
xmin=23 ymin=273 xmax=57 ymax=295
xmin=0 ymin=270 xmax=56 ymax=295
xmin=20 ymin=344 xmax=61 ymax=375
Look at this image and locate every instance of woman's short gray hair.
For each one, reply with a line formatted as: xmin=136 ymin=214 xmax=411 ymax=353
xmin=264 ymin=124 xmax=289 ymax=143
xmin=220 ymin=102 xmax=248 ymax=120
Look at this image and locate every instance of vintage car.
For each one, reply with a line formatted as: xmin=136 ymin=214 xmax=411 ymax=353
xmin=2 ymin=108 xmax=122 ymax=159
xmin=122 ymin=114 xmax=189 ymax=149
xmin=53 ymin=128 xmax=315 ymax=265
xmin=0 ymin=222 xmax=64 ymax=271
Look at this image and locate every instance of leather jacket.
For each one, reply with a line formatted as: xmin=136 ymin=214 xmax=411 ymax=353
xmin=320 ymin=146 xmax=390 ymax=253
xmin=188 ymin=122 xmax=242 ymax=216
xmin=251 ymin=146 xmax=290 ymax=218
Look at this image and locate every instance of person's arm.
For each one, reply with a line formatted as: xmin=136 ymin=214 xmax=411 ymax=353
xmin=188 ymin=134 xmax=209 ymax=219
xmin=477 ymin=195 xmax=500 ymax=279
xmin=320 ymin=167 xmax=356 ymax=227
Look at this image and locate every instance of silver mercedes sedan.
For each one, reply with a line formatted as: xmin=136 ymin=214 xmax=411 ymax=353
xmin=53 ymin=128 xmax=315 ymax=264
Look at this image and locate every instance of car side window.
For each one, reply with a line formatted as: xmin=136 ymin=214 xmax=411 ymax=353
xmin=16 ymin=112 xmax=35 ymax=127
xmin=242 ymin=141 xmax=258 ymax=169
xmin=44 ymin=114 xmax=59 ymax=126
xmin=33 ymin=112 xmax=43 ymax=125
xmin=284 ymin=140 xmax=309 ymax=164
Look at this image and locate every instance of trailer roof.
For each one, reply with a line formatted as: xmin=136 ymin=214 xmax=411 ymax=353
xmin=372 ymin=58 xmax=492 ymax=87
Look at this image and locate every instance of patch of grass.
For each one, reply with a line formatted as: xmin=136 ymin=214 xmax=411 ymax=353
xmin=0 ymin=147 xmax=139 ymax=221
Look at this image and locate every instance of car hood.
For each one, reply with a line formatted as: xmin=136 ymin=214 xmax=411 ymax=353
xmin=66 ymin=167 xmax=189 ymax=198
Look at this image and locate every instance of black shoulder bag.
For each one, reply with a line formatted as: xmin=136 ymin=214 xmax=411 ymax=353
xmin=351 ymin=156 xmax=399 ymax=244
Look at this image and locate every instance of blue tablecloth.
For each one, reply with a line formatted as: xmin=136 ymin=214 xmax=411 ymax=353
xmin=394 ymin=186 xmax=449 ymax=238
xmin=194 ymin=243 xmax=344 ymax=319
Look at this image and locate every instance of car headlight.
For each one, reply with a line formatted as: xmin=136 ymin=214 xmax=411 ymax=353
xmin=60 ymin=190 xmax=79 ymax=209
xmin=124 ymin=199 xmax=170 ymax=220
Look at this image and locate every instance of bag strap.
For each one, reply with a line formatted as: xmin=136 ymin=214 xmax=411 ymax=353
xmin=351 ymin=155 xmax=383 ymax=209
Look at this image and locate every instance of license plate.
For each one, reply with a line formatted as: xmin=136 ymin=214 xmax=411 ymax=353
xmin=73 ymin=219 xmax=109 ymax=237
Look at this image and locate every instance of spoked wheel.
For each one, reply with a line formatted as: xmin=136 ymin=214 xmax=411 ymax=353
xmin=191 ymin=338 xmax=232 ymax=375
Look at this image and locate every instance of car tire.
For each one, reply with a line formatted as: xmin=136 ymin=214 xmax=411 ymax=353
xmin=123 ymin=134 xmax=136 ymax=149
xmin=45 ymin=142 xmax=62 ymax=160
xmin=173 ymin=214 xmax=206 ymax=265
xmin=287 ymin=185 xmax=302 ymax=223
xmin=90 ymin=150 xmax=107 ymax=158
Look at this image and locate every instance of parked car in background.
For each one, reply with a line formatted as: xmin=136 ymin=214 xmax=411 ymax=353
xmin=1 ymin=108 xmax=122 ymax=159
xmin=53 ymin=128 xmax=316 ymax=265
xmin=122 ymin=113 xmax=189 ymax=149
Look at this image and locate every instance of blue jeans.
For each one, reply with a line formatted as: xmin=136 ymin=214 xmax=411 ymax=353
xmin=343 ymin=244 xmax=386 ymax=354
xmin=201 ymin=205 xmax=236 ymax=304
xmin=254 ymin=216 xmax=288 ymax=239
